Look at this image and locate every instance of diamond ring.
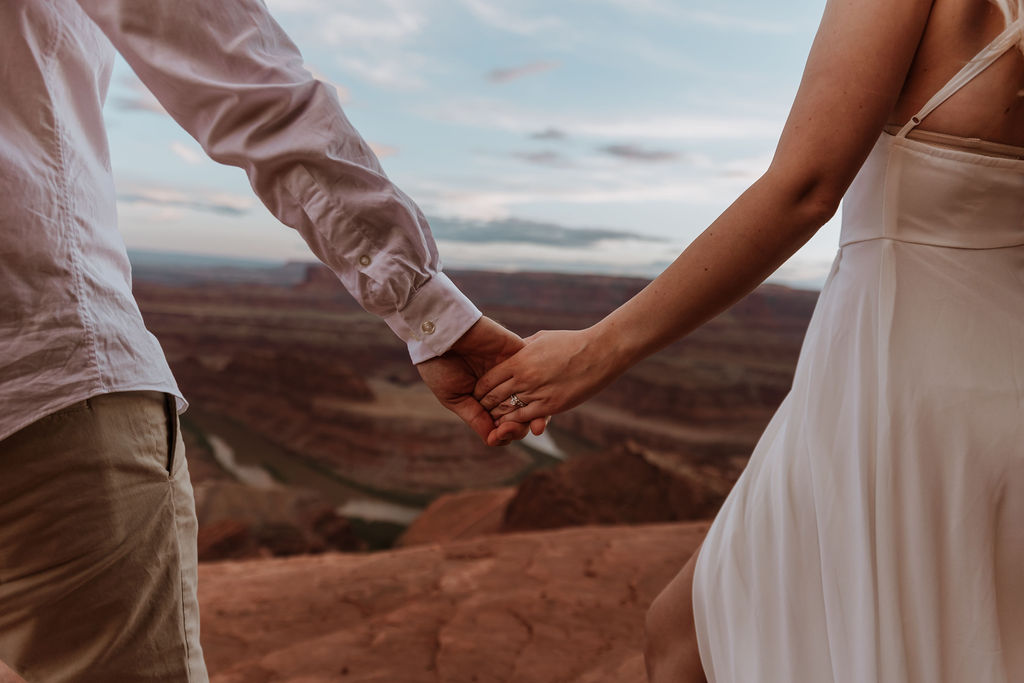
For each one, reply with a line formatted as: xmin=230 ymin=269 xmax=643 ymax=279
xmin=508 ymin=393 xmax=528 ymax=408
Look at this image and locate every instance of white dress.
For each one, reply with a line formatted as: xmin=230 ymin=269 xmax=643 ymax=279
xmin=692 ymin=5 xmax=1024 ymax=682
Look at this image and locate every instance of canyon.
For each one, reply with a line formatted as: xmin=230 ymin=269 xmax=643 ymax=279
xmin=0 ymin=260 xmax=817 ymax=682
xmin=130 ymin=260 xmax=815 ymax=555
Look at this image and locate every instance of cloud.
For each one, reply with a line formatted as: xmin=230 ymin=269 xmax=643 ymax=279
xmin=771 ymin=257 xmax=837 ymax=289
xmin=112 ymin=76 xmax=167 ymax=115
xmin=424 ymin=184 xmax=701 ymax=221
xmin=576 ymin=116 xmax=780 ymax=141
xmin=594 ymin=0 xmax=795 ymax=34
xmin=425 ymin=99 xmax=784 ymax=141
xmin=530 ymin=127 xmax=567 ymax=141
xmin=170 ymin=142 xmax=204 ymax=165
xmin=486 ymin=60 xmax=559 ymax=83
xmin=117 ymin=187 xmax=256 ymax=217
xmin=335 ymin=54 xmax=428 ymax=90
xmin=459 ymin=0 xmax=562 ymax=35
xmin=600 ymin=144 xmax=679 ymax=162
xmin=514 ymin=150 xmax=568 ymax=165
xmin=437 ymin=241 xmax=674 ymax=279
xmin=716 ymin=154 xmax=772 ymax=182
xmin=271 ymin=0 xmax=426 ymax=44
xmin=408 ymin=160 xmax=759 ymax=220
xmin=676 ymin=9 xmax=794 ymax=34
xmin=428 ymin=216 xmax=665 ymax=247
xmin=369 ymin=142 xmax=399 ymax=158
xmin=268 ymin=0 xmax=431 ymax=90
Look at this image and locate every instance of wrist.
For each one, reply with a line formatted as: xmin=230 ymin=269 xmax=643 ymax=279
xmin=586 ymin=317 xmax=643 ymax=378
xmin=448 ymin=316 xmax=484 ymax=355
xmin=447 ymin=315 xmax=523 ymax=363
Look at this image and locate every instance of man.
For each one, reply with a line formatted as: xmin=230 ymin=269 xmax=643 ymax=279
xmin=0 ymin=2 xmax=539 ymax=680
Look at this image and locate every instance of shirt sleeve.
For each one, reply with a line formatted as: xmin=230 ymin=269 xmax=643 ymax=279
xmin=76 ymin=0 xmax=480 ymax=363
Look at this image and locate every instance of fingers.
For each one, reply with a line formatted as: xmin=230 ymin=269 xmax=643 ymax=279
xmin=489 ymin=403 xmax=515 ymax=419
xmin=494 ymin=401 xmax=548 ymax=426
xmin=487 ymin=389 xmax=547 ymax=428
xmin=488 ymin=421 xmax=530 ymax=446
xmin=478 ymin=378 xmax=520 ymax=412
xmin=506 ymin=422 xmax=531 ymax=441
xmin=452 ymin=397 xmax=537 ymax=447
xmin=474 ymin=361 xmax=516 ymax=407
xmin=530 ymin=416 xmax=550 ymax=436
xmin=488 ymin=394 xmax=528 ymax=419
xmin=442 ymin=376 xmax=535 ymax=447
xmin=486 ymin=415 xmax=550 ymax=445
xmin=447 ymin=395 xmax=497 ymax=444
xmin=486 ymin=421 xmax=521 ymax=446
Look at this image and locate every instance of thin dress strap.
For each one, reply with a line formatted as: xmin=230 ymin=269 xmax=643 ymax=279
xmin=898 ymin=0 xmax=1024 ymax=137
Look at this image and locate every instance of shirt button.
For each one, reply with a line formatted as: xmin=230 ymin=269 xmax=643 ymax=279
xmin=421 ymin=320 xmax=436 ymax=335
xmin=358 ymin=254 xmax=371 ymax=267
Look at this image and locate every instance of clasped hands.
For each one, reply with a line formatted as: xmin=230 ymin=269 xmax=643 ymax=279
xmin=417 ymin=316 xmax=613 ymax=446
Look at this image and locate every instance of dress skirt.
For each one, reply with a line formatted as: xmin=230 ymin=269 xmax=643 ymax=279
xmin=692 ymin=133 xmax=1024 ymax=683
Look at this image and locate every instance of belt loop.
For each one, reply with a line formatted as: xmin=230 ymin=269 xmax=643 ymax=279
xmin=163 ymin=393 xmax=178 ymax=475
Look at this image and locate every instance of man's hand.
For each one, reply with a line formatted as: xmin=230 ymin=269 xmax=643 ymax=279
xmin=416 ymin=316 xmax=548 ymax=445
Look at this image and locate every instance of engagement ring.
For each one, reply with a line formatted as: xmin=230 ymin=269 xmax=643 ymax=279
xmin=508 ymin=393 xmax=528 ymax=408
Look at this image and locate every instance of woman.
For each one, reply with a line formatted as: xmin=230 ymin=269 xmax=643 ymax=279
xmin=475 ymin=0 xmax=1024 ymax=680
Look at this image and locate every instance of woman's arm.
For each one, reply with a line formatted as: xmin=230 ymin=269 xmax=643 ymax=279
xmin=475 ymin=0 xmax=935 ymax=438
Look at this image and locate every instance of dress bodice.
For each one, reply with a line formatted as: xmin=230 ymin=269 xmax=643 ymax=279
xmin=842 ymin=0 xmax=1024 ymax=251
xmin=841 ymin=133 xmax=1024 ymax=250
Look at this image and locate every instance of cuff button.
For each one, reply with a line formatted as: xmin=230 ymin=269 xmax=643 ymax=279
xmin=421 ymin=320 xmax=436 ymax=335
xmin=358 ymin=254 xmax=371 ymax=267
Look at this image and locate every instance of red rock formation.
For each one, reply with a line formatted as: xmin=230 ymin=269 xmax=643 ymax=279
xmin=502 ymin=443 xmax=739 ymax=532
xmin=133 ymin=266 xmax=816 ymax=497
xmin=193 ymin=481 xmax=366 ymax=560
xmin=134 ymin=276 xmax=537 ymax=499
xmin=200 ymin=522 xmax=707 ymax=682
xmin=0 ymin=523 xmax=707 ymax=682
xmin=396 ymin=487 xmax=516 ymax=547
xmin=132 ymin=265 xmax=815 ymax=544
xmin=173 ymin=347 xmax=375 ymax=407
xmin=399 ymin=444 xmax=744 ymax=548
xmin=197 ymin=519 xmax=259 ymax=560
xmin=282 ymin=265 xmax=817 ymax=456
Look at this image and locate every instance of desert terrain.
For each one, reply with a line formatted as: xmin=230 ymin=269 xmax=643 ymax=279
xmin=0 ymin=259 xmax=816 ymax=682
xmin=132 ymin=259 xmax=815 ymax=555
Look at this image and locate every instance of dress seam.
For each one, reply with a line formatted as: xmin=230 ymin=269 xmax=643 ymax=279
xmin=839 ymin=236 xmax=1024 ymax=251
xmin=873 ymin=135 xmax=900 ymax=683
xmin=799 ymin=250 xmax=843 ymax=683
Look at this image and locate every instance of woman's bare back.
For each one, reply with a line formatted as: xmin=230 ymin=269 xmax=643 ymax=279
xmin=892 ymin=0 xmax=1024 ymax=145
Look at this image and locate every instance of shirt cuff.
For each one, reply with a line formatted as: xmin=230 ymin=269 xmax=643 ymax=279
xmin=383 ymin=272 xmax=482 ymax=364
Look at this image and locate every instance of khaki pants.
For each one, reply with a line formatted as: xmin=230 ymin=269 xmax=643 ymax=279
xmin=0 ymin=392 xmax=208 ymax=682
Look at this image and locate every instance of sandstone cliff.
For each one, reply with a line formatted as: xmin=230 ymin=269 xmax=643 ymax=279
xmin=133 ymin=266 xmax=815 ymax=502
xmin=399 ymin=443 xmax=742 ymax=548
xmin=201 ymin=522 xmax=706 ymax=682
xmin=126 ymin=264 xmax=814 ymax=553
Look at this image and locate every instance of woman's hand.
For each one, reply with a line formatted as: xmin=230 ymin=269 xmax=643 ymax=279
xmin=417 ymin=316 xmax=549 ymax=446
xmin=473 ymin=326 xmax=627 ymax=445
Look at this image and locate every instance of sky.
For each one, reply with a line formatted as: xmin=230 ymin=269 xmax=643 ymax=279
xmin=103 ymin=0 xmax=839 ymax=289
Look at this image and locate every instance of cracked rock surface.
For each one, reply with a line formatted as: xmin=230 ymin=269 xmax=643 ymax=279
xmin=201 ymin=522 xmax=706 ymax=682
xmin=0 ymin=522 xmax=706 ymax=683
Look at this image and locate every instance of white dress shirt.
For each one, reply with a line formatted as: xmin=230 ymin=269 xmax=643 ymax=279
xmin=0 ymin=0 xmax=481 ymax=442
